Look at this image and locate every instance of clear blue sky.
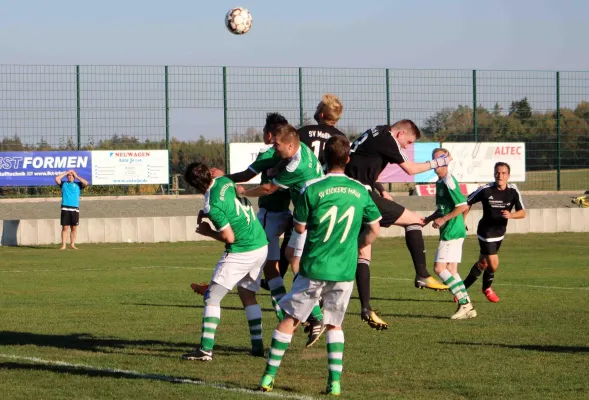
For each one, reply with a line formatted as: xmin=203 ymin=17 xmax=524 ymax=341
xmin=1 ymin=0 xmax=587 ymax=70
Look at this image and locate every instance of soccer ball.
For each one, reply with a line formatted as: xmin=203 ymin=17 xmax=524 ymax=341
xmin=225 ymin=7 xmax=252 ymax=35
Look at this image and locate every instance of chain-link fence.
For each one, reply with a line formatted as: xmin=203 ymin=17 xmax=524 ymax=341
xmin=1 ymin=65 xmax=588 ymax=195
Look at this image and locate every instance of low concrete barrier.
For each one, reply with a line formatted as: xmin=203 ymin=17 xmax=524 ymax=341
xmin=2 ymin=208 xmax=588 ymax=246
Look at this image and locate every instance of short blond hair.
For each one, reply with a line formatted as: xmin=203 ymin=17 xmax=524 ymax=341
xmin=432 ymin=147 xmax=450 ymax=158
xmin=316 ymin=94 xmax=343 ymax=125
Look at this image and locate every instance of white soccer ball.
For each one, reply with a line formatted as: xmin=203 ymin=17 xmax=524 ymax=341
xmin=225 ymin=7 xmax=252 ymax=35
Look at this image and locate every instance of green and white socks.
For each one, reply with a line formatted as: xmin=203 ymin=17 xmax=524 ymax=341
xmin=439 ymin=269 xmax=470 ymax=305
xmin=245 ymin=304 xmax=264 ymax=353
xmin=200 ymin=305 xmax=221 ymax=351
xmin=326 ymin=330 xmax=345 ymax=384
xmin=268 ymin=277 xmax=287 ymax=321
xmin=264 ymin=330 xmax=292 ymax=377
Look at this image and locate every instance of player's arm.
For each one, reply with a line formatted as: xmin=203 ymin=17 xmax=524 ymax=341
xmin=398 ymin=155 xmax=453 ymax=176
xmin=197 ymin=208 xmax=235 ymax=244
xmin=72 ymin=170 xmax=88 ymax=188
xmin=433 ymin=204 xmax=469 ymax=228
xmin=374 ymin=182 xmax=392 ymax=200
xmin=359 ymin=194 xmax=382 ymax=249
xmin=293 ymin=186 xmax=311 ymax=234
xmin=226 ymin=169 xmax=257 ymax=183
xmin=243 ymin=182 xmax=280 ymax=198
xmin=55 ymin=170 xmax=69 ymax=185
xmin=503 ymin=186 xmax=526 ymax=220
xmin=433 ymin=176 xmax=468 ymax=228
xmin=424 ymin=209 xmax=443 ymax=225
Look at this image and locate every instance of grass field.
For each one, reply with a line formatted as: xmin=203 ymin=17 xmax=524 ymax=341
xmin=0 ymin=234 xmax=588 ymax=400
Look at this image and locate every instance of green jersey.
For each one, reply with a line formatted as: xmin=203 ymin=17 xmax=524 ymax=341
xmin=273 ymin=143 xmax=323 ymax=207
xmin=435 ymin=173 xmax=467 ymax=241
xmin=293 ymin=173 xmax=382 ymax=282
xmin=204 ymin=176 xmax=268 ymax=253
xmin=248 ymin=145 xmax=291 ymax=212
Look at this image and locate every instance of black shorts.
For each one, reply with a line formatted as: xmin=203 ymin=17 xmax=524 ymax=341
xmin=478 ymin=239 xmax=502 ymax=255
xmin=60 ymin=210 xmax=80 ymax=226
xmin=369 ymin=191 xmax=405 ymax=228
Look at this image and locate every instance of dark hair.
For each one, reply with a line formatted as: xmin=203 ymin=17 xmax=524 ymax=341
xmin=325 ymin=135 xmax=350 ymax=170
xmin=391 ymin=119 xmax=421 ymax=139
xmin=494 ymin=162 xmax=511 ymax=174
xmin=274 ymin=123 xmax=299 ymax=144
xmin=184 ymin=162 xmax=212 ymax=193
xmin=265 ymin=112 xmax=289 ymax=134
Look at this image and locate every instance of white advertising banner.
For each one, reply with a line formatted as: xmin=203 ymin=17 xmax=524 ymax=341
xmin=441 ymin=142 xmax=526 ymax=183
xmin=91 ymin=150 xmax=169 ymax=185
xmin=229 ymin=142 xmax=266 ymax=183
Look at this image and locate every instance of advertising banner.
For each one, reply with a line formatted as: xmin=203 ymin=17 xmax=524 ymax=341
xmin=91 ymin=150 xmax=169 ymax=185
xmin=229 ymin=143 xmax=267 ymax=184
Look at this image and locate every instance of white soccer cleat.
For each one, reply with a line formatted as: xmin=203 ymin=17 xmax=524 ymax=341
xmin=450 ymin=302 xmax=477 ymax=320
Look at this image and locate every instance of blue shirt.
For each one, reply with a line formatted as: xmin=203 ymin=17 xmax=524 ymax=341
xmin=60 ymin=182 xmax=83 ymax=208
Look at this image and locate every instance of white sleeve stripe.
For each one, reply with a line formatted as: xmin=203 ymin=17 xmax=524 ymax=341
xmin=467 ymin=184 xmax=489 ymax=202
xmin=455 ymin=202 xmax=467 ymax=207
xmin=272 ymin=179 xmax=288 ymax=189
xmin=293 ymin=219 xmax=306 ymax=225
xmin=248 ymin=166 xmax=259 ymax=174
xmin=217 ymin=223 xmax=230 ymax=232
xmin=509 ymin=183 xmax=525 ymax=210
xmin=367 ymin=216 xmax=382 ymax=225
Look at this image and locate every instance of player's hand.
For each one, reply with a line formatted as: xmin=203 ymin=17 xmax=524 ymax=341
xmin=501 ymin=210 xmax=512 ymax=219
xmin=196 ymin=221 xmax=214 ymax=236
xmin=209 ymin=167 xmax=225 ymax=178
xmin=381 ymin=191 xmax=393 ymax=201
xmin=432 ymin=217 xmax=445 ymax=229
xmin=235 ymin=185 xmax=246 ymax=195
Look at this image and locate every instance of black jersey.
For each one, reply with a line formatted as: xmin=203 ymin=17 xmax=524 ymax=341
xmin=345 ymin=125 xmax=408 ymax=189
xmin=467 ymin=182 xmax=525 ymax=241
xmin=297 ymin=124 xmax=347 ymax=166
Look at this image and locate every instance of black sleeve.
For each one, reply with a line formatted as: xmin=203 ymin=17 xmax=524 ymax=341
xmin=512 ymin=187 xmax=525 ymax=211
xmin=226 ymin=169 xmax=257 ymax=183
xmin=467 ymin=186 xmax=486 ymax=205
xmin=374 ymin=182 xmax=385 ymax=194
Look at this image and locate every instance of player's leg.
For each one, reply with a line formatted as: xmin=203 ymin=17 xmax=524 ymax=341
xmin=260 ymin=276 xmax=322 ymax=392
xmin=261 ymin=210 xmax=290 ymax=320
xmin=464 ymin=240 xmax=501 ymax=302
xmin=60 ymin=210 xmax=69 ymax=250
xmin=482 ymin=242 xmax=501 ymax=302
xmin=355 ymin=241 xmax=388 ymax=330
xmin=370 ymin=192 xmax=447 ymax=291
xmin=321 ymin=281 xmax=354 ymax=396
xmin=433 ymin=239 xmax=476 ymax=319
xmin=69 ymin=211 xmax=79 ymax=249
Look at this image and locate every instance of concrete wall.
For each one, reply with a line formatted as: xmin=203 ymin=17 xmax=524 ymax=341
xmin=2 ymin=208 xmax=589 ymax=246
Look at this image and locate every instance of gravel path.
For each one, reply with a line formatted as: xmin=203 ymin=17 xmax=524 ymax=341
xmin=0 ymin=193 xmax=583 ymax=220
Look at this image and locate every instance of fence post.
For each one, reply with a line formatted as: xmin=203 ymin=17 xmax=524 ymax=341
xmin=298 ymin=67 xmax=303 ymax=127
xmin=76 ymin=65 xmax=81 ymax=150
xmin=386 ymin=69 xmax=391 ymax=126
xmin=223 ymin=66 xmax=229 ymax=172
xmin=556 ymin=71 xmax=561 ymax=191
xmin=165 ymin=65 xmax=170 ymax=195
xmin=473 ymin=69 xmax=478 ymax=142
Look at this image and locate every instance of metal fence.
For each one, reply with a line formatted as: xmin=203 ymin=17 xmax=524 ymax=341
xmin=1 ymin=65 xmax=588 ymax=194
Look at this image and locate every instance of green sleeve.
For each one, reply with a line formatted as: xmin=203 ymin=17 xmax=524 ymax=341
xmin=249 ymin=151 xmax=280 ymax=174
xmin=446 ymin=176 xmax=467 ymax=206
xmin=207 ymin=204 xmax=230 ymax=231
xmin=272 ymin=168 xmax=301 ymax=189
xmin=293 ymin=188 xmax=311 ymax=225
xmin=363 ymin=192 xmax=382 ymax=224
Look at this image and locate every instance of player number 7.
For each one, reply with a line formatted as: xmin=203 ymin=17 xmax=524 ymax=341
xmin=319 ymin=205 xmax=355 ymax=243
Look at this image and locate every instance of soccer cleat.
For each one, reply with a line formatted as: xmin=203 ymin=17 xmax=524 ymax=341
xmin=325 ymin=380 xmax=341 ymax=396
xmin=259 ymin=374 xmax=274 ymax=392
xmin=182 ymin=348 xmax=213 ymax=361
xmin=361 ymin=309 xmax=388 ymax=331
xmin=305 ymin=318 xmax=326 ymax=348
xmin=450 ymin=302 xmax=477 ymax=320
xmin=190 ymin=282 xmax=209 ymax=296
xmin=483 ymin=287 xmax=500 ymax=303
xmin=415 ymin=275 xmax=449 ymax=291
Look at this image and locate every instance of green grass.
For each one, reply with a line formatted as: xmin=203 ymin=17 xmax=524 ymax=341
xmin=0 ymin=234 xmax=588 ymax=400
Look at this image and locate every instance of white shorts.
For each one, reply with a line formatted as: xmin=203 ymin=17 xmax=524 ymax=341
xmin=211 ymin=245 xmax=268 ymax=292
xmin=287 ymin=229 xmax=307 ymax=258
xmin=278 ymin=275 xmax=354 ymax=327
xmin=435 ymin=238 xmax=465 ymax=263
xmin=257 ymin=208 xmax=291 ymax=260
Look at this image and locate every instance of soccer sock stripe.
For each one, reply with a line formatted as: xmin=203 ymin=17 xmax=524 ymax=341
xmin=200 ymin=305 xmax=221 ymax=351
xmin=311 ymin=304 xmax=323 ymax=321
xmin=245 ymin=304 xmax=263 ymax=351
xmin=268 ymin=277 xmax=287 ymax=321
xmin=439 ymin=270 xmax=470 ymax=305
xmin=326 ymin=330 xmax=345 ymax=383
xmin=453 ymin=273 xmax=471 ymax=304
xmin=264 ymin=330 xmax=292 ymax=377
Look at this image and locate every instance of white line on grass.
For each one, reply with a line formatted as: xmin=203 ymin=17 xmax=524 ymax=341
xmin=0 ymin=353 xmax=316 ymax=400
